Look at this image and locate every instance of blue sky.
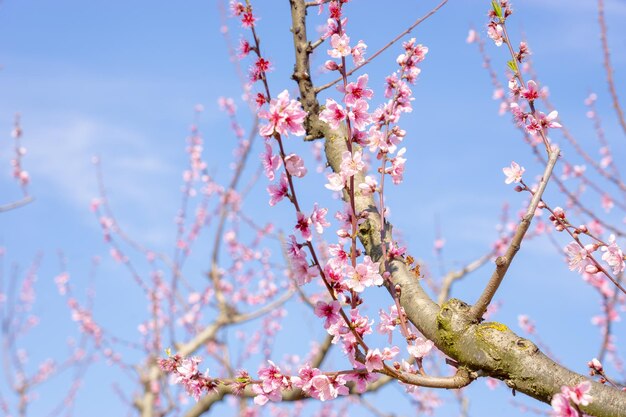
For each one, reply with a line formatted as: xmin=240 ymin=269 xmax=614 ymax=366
xmin=1 ymin=0 xmax=625 ymax=416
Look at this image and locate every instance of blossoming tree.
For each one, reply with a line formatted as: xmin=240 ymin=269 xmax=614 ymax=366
xmin=2 ymin=1 xmax=626 ymax=417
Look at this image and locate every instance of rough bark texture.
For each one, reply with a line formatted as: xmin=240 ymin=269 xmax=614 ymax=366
xmin=288 ymin=0 xmax=626 ymax=415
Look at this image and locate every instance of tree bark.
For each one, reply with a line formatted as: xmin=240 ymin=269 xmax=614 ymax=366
xmin=288 ymin=0 xmax=626 ymax=415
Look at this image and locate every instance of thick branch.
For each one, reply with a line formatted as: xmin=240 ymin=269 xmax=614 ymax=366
xmin=288 ymin=1 xmax=626 ymax=415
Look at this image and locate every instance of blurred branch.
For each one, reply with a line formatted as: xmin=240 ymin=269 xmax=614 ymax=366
xmin=0 ymin=196 xmax=33 ymax=213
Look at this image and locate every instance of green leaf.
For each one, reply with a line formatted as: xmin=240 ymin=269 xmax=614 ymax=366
xmin=507 ymin=60 xmax=517 ymax=73
xmin=491 ymin=1 xmax=503 ymax=18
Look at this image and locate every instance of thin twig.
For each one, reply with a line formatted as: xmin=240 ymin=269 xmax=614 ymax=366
xmin=315 ymin=0 xmax=449 ymax=93
xmin=0 ymin=196 xmax=33 ymax=213
xmin=598 ymin=0 xmax=626 ymax=136
xmin=469 ymin=149 xmax=560 ymax=320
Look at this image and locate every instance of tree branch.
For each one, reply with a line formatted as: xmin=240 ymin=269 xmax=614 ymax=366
xmin=288 ymin=1 xmax=626 ymax=415
xmin=469 ymin=149 xmax=559 ymax=320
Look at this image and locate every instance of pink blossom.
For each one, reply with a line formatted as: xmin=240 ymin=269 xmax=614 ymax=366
xmin=344 ymin=370 xmax=378 ymax=393
xmin=600 ymin=235 xmax=625 ymax=275
xmin=487 ymin=22 xmax=504 ymax=46
xmin=253 ymin=360 xmax=289 ymax=405
xmin=339 ymin=74 xmax=373 ymax=106
xmin=525 ymin=115 xmax=542 ymax=136
xmin=340 ymin=150 xmax=365 ymax=177
xmin=344 ymin=256 xmax=383 ymax=293
xmin=601 ymin=194 xmax=614 ymax=213
xmin=485 ymin=378 xmax=499 ymax=390
xmin=378 ymin=305 xmax=399 ymax=342
xmin=386 ymin=148 xmax=407 ymax=185
xmin=561 ymin=381 xmax=593 ymax=407
xmin=308 ymin=374 xmax=333 ymax=401
xmin=551 ymin=394 xmax=577 ymax=417
xmin=267 ymin=173 xmax=289 ymax=206
xmin=518 ymin=314 xmax=536 ymax=334
xmin=351 ymin=40 xmax=367 ymax=65
xmin=258 ymin=90 xmax=307 ymax=137
xmin=261 ymin=142 xmax=281 ymax=180
xmin=348 ymin=99 xmax=371 ymax=130
xmin=314 ymin=300 xmax=341 ymax=328
xmin=292 ymin=258 xmax=319 ymax=286
xmin=407 ymin=337 xmax=434 ymax=359
xmin=538 ymin=110 xmax=562 ymax=129
xmin=237 ymin=38 xmax=251 ymax=58
xmin=466 ymin=29 xmax=478 ymax=44
xmin=176 ymin=356 xmax=201 ymax=379
xmin=503 ymin=161 xmax=525 ymax=184
xmin=241 ymin=11 xmax=256 ymax=28
xmin=325 ymin=172 xmax=346 ymax=191
xmin=384 ymin=73 xmax=399 ymax=98
xmin=588 ymin=358 xmax=603 ymax=373
xmin=328 ymin=33 xmax=351 ymax=58
xmin=311 ymin=204 xmax=330 ymax=234
xmin=358 ymin=175 xmax=378 ymax=196
xmin=321 ymin=17 xmax=346 ymax=40
xmin=285 ymin=153 xmax=307 ymax=178
xmin=564 ymin=241 xmax=594 ymax=273
xmin=365 ymin=349 xmax=384 ymax=372
xmin=522 ymin=80 xmax=540 ymax=101
xmin=319 ymin=99 xmax=347 ymax=130
xmin=328 ymin=243 xmax=349 ymax=266
xmin=295 ymin=211 xmax=312 ymax=241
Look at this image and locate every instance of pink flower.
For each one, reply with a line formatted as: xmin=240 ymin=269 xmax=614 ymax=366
xmin=538 ymin=110 xmax=562 ymax=129
xmin=285 ymin=153 xmax=307 ymax=178
xmin=365 ymin=349 xmax=384 ymax=372
xmin=267 ymin=173 xmax=289 ymax=206
xmin=522 ymin=80 xmax=540 ymax=101
xmin=311 ymin=204 xmax=330 ymax=234
xmin=348 ymin=99 xmax=371 ymax=130
xmin=344 ymin=370 xmax=378 ymax=393
xmin=378 ymin=306 xmax=399 ymax=342
xmin=561 ymin=381 xmax=593 ymax=407
xmin=518 ymin=314 xmax=536 ymax=334
xmin=292 ymin=258 xmax=319 ymax=286
xmin=601 ymin=235 xmax=625 ymax=275
xmin=588 ymin=358 xmax=603 ymax=373
xmin=261 ymin=142 xmax=281 ymax=180
xmin=551 ymin=394 xmax=577 ymax=417
xmin=314 ymin=300 xmax=341 ymax=328
xmin=176 ymin=356 xmax=201 ymax=379
xmin=351 ymin=40 xmax=367 ymax=66
xmin=339 ymin=74 xmax=373 ymax=106
xmin=407 ymin=337 xmax=434 ymax=359
xmin=253 ymin=360 xmax=289 ymax=405
xmin=325 ymin=172 xmax=346 ymax=191
xmin=601 ymin=193 xmax=614 ymax=213
xmin=237 ymin=38 xmax=251 ymax=58
xmin=344 ymin=256 xmax=383 ymax=293
xmin=340 ymin=150 xmax=365 ymax=178
xmin=503 ymin=161 xmax=525 ymax=184
xmin=295 ymin=211 xmax=312 ymax=241
xmin=358 ymin=175 xmax=378 ymax=196
xmin=487 ymin=22 xmax=504 ymax=46
xmin=319 ymin=99 xmax=347 ymax=130
xmin=564 ymin=241 xmax=594 ymax=273
xmin=328 ymin=33 xmax=351 ymax=58
xmin=258 ymin=90 xmax=307 ymax=137
xmin=386 ymin=148 xmax=407 ymax=185
xmin=466 ymin=29 xmax=478 ymax=44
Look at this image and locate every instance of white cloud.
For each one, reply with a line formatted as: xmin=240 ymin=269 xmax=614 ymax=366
xmin=24 ymin=114 xmax=179 ymax=246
